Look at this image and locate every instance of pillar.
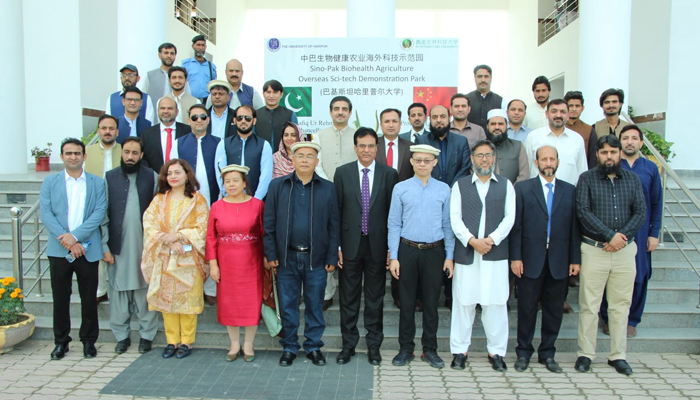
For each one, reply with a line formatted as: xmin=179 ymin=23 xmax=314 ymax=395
xmin=347 ymin=0 xmax=395 ymax=37
xmin=117 ymin=0 xmax=167 ymax=88
xmin=1 ymin=1 xmax=27 ymax=172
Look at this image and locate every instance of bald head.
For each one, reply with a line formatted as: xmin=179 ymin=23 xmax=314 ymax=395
xmin=226 ymin=59 xmax=244 ymax=88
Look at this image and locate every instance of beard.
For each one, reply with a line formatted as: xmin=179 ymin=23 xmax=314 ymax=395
xmin=486 ymin=130 xmax=508 ymax=146
xmin=623 ymin=147 xmax=638 ymax=156
xmin=120 ymin=158 xmax=141 ymax=174
xmin=238 ymin=124 xmax=254 ymax=135
xmin=429 ymin=124 xmax=449 ymax=138
xmin=475 ymin=165 xmax=494 ymax=177
xmin=538 ymin=165 xmax=558 ymax=177
xmin=598 ymin=160 xmax=621 ymax=176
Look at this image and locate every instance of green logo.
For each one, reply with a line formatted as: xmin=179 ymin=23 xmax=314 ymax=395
xmin=283 ymin=87 xmax=312 ymax=117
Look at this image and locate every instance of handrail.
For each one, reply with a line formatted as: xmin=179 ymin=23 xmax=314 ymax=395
xmin=174 ymin=0 xmax=216 ymax=45
xmin=538 ymin=0 xmax=579 ymax=45
xmin=10 ymin=201 xmax=48 ymax=297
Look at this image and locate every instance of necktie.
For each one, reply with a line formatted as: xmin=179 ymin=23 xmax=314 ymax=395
xmin=387 ymin=142 xmax=394 ymax=168
xmin=361 ymin=168 xmax=370 ymax=235
xmin=164 ymin=128 xmax=173 ymax=162
xmin=546 ymin=182 xmax=554 ymax=240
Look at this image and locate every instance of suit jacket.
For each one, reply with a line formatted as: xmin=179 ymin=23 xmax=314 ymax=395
xmin=140 ymin=122 xmax=191 ymax=173
xmin=207 ymin=106 xmax=237 ymax=138
xmin=84 ymin=143 xmax=121 ymax=178
xmin=509 ymin=177 xmax=581 ymax=280
xmin=334 ymin=161 xmax=398 ymax=262
xmin=416 ymin=131 xmax=472 ymax=187
xmin=376 ymin=137 xmax=413 ymax=182
xmin=399 ymin=129 xmax=428 ymax=143
xmin=40 ymin=171 xmax=106 ymax=262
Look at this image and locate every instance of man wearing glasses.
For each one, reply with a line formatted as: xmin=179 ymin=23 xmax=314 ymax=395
xmin=115 ymin=87 xmax=151 ymax=144
xmin=206 ymin=80 xmax=236 ymax=140
xmin=105 ymin=64 xmax=154 ymax=124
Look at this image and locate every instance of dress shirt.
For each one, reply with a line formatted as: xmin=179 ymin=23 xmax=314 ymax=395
xmin=524 ymin=127 xmax=587 ymax=186
xmin=539 ymin=174 xmax=556 ymax=203
xmin=289 ymin=174 xmax=311 ymax=247
xmin=170 ymin=91 xmax=201 ymax=123
xmin=100 ymin=143 xmax=114 ymax=178
xmin=357 ymin=160 xmax=375 ymax=194
xmin=210 ymin=108 xmax=228 ymax=140
xmin=160 ymin=123 xmax=178 ymax=161
xmin=507 ymin=125 xmax=533 ymax=142
xmin=181 ymin=57 xmax=217 ymax=99
xmin=409 ymin=129 xmax=423 ymax=143
xmin=387 ymin=176 xmax=454 ymax=260
xmin=214 ymin=136 xmax=274 ymax=200
xmin=576 ymin=167 xmax=646 ymax=243
xmin=64 ymin=170 xmax=87 ymax=232
xmin=450 ymin=121 xmax=486 ymax=149
xmin=105 ymin=92 xmax=155 ymax=124
xmin=383 ymin=136 xmax=398 ymax=170
xmin=125 ymin=116 xmax=137 ymax=138
xmin=524 ymin=103 xmax=548 ymax=129
xmin=170 ymin=135 xmax=211 ymax=205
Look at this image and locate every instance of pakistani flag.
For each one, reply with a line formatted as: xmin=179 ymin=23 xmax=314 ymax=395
xmin=283 ymin=87 xmax=312 ymax=117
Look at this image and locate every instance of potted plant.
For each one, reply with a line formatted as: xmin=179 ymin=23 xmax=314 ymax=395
xmin=0 ymin=276 xmax=35 ymax=354
xmin=641 ymin=129 xmax=674 ymax=172
xmin=31 ymin=143 xmax=52 ymax=172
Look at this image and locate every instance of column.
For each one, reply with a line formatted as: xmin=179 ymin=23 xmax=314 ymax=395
xmin=577 ymin=0 xmax=631 ymax=124
xmin=117 ymin=0 xmax=167 ymax=87
xmin=665 ymin=0 xmax=700 ymax=170
xmin=1 ymin=1 xmax=27 ymax=172
xmin=347 ymin=0 xmax=395 ymax=37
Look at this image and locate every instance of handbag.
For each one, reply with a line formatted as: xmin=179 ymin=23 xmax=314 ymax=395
xmin=261 ymin=268 xmax=282 ymax=337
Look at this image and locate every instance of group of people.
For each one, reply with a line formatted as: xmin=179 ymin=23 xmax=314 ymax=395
xmin=39 ymin=37 xmax=661 ymax=379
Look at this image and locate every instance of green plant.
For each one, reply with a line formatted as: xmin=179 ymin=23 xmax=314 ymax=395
xmin=82 ymin=131 xmax=97 ymax=145
xmin=642 ymin=129 xmax=675 ymax=160
xmin=0 ymin=277 xmax=26 ymax=325
xmin=30 ymin=143 xmax=52 ymax=158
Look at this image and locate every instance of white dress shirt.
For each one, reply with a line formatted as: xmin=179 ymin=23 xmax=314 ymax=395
xmin=160 ymin=123 xmax=178 ymax=161
xmin=383 ymin=136 xmax=399 ymax=170
xmin=100 ymin=143 xmax=114 ymax=178
xmin=125 ymin=116 xmax=137 ymax=138
xmin=64 ymin=170 xmax=87 ymax=232
xmin=539 ymin=174 xmax=556 ymax=204
xmin=357 ymin=160 xmax=375 ymax=194
xmin=524 ymin=103 xmax=548 ymax=130
xmin=170 ymin=135 xmax=211 ymax=206
xmin=524 ymin=126 xmax=587 ymax=186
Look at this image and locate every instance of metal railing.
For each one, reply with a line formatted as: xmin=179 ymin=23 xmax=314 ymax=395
xmin=11 ymin=203 xmax=48 ymax=297
xmin=174 ymin=0 xmax=216 ymax=45
xmin=538 ymin=0 xmax=579 ymax=45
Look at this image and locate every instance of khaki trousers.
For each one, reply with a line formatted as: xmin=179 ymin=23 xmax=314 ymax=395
xmin=577 ymin=241 xmax=637 ymax=360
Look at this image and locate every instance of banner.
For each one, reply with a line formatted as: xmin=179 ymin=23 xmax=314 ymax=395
xmin=264 ymin=38 xmax=459 ymax=134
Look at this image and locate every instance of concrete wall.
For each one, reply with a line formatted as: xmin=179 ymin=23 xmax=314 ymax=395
xmin=166 ymin=0 xmax=219 ymax=67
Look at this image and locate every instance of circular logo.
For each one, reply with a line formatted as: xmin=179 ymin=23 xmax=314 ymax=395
xmin=400 ymin=38 xmax=413 ymax=50
xmin=268 ymin=38 xmax=280 ymax=52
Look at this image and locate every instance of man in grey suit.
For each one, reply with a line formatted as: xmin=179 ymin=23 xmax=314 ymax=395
xmin=40 ymin=138 xmax=107 ymax=360
xmin=399 ymin=103 xmax=428 ymax=143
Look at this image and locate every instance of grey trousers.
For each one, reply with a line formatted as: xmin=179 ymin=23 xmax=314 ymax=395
xmin=108 ymin=286 xmax=159 ymax=342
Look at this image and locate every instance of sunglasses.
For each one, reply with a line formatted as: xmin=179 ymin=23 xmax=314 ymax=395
xmin=235 ymin=115 xmax=253 ymax=122
xmin=190 ymin=114 xmax=208 ymax=121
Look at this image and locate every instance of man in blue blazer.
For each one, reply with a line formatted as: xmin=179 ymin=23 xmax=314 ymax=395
xmin=40 ymin=138 xmax=107 ymax=360
xmin=509 ymin=145 xmax=581 ymax=373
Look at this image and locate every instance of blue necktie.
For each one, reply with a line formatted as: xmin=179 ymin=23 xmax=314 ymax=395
xmin=546 ymin=182 xmax=554 ymax=240
xmin=361 ymin=168 xmax=370 ymax=235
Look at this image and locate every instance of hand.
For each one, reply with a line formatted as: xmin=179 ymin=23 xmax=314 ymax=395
xmin=386 ymin=252 xmax=391 ymax=269
xmin=268 ymin=259 xmax=279 ymax=269
xmin=469 ymin=237 xmax=493 ymax=255
xmin=210 ymin=263 xmax=220 ymax=283
xmin=389 ymin=259 xmax=400 ymax=279
xmin=58 ymin=233 xmax=77 ymax=249
xmin=647 ymin=237 xmax=659 ymax=252
xmin=569 ymin=264 xmax=580 ymax=276
xmin=102 ymin=252 xmax=114 ymax=265
xmin=263 ymin=257 xmax=271 ymax=270
xmin=162 ymin=233 xmax=179 ymax=245
xmin=443 ymin=259 xmax=454 ymax=279
xmin=70 ymin=243 xmax=86 ymax=258
xmin=325 ymin=264 xmax=336 ymax=272
xmin=510 ymin=260 xmax=524 ymax=278
xmin=337 ymin=250 xmax=343 ymax=270
xmin=169 ymin=242 xmax=185 ymax=255
xmin=605 ymin=232 xmax=628 ymax=252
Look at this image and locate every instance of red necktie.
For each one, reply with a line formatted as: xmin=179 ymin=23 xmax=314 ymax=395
xmin=387 ymin=142 xmax=394 ymax=168
xmin=165 ymin=128 xmax=173 ymax=162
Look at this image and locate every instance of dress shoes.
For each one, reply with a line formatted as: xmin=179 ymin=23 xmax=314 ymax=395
xmin=322 ymin=299 xmax=333 ymax=311
xmin=394 ymin=299 xmax=401 ymax=309
xmin=391 ymin=351 xmax=414 ymax=366
xmin=306 ymin=350 xmax=327 ymax=366
xmin=568 ymin=275 xmax=580 ymax=287
xmin=138 ymin=339 xmax=153 ymax=353
xmin=603 ymin=323 xmax=610 ymax=335
xmin=50 ymin=344 xmax=69 ymax=360
xmin=563 ymin=301 xmax=573 ymax=314
xmin=96 ymin=294 xmax=109 ymax=305
xmin=83 ymin=341 xmax=97 ymax=358
xmin=514 ymin=357 xmax=529 ymax=372
xmin=415 ymin=300 xmax=423 ymax=312
xmin=205 ymin=295 xmax=217 ymax=306
xmin=114 ymin=338 xmax=131 ymax=354
xmin=368 ymin=348 xmax=382 ymax=365
xmin=539 ymin=358 xmax=563 ymax=373
xmin=421 ymin=352 xmax=445 ymax=368
xmin=608 ymin=359 xmax=633 ymax=375
xmin=451 ymin=353 xmax=467 ymax=370
xmin=336 ymin=348 xmax=356 ymax=364
xmin=175 ymin=344 xmax=192 ymax=359
xmin=162 ymin=344 xmax=177 ymax=358
xmin=279 ymin=351 xmax=297 ymax=366
xmin=627 ymin=325 xmax=637 ymax=338
xmin=575 ymin=356 xmax=591 ymax=372
xmin=444 ymin=297 xmax=453 ymax=310
xmin=488 ymin=354 xmax=507 ymax=372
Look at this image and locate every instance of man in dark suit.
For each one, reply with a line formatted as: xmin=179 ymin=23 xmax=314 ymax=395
xmin=399 ymin=102 xmax=428 ymax=143
xmin=377 ymin=109 xmax=413 ymax=182
xmin=207 ymin=80 xmax=237 ymax=139
xmin=140 ymin=97 xmax=191 ymax=173
xmin=334 ymin=127 xmax=399 ymax=366
xmin=509 ymin=145 xmax=581 ymax=373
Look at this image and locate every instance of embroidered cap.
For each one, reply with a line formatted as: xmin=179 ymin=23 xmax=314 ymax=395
xmin=220 ymin=164 xmax=250 ymax=176
xmin=291 ymin=142 xmax=321 ymax=154
xmin=409 ymin=144 xmax=440 ymax=156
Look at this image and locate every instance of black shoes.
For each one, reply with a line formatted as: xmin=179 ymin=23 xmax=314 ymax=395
xmin=608 ymin=359 xmax=633 ymax=375
xmin=306 ymin=350 xmax=327 ymax=366
xmin=444 ymin=297 xmax=453 ymax=310
xmin=421 ymin=352 xmax=445 ymax=368
xmin=575 ymin=356 xmax=591 ymax=372
xmin=114 ymin=338 xmax=131 ymax=354
xmin=322 ymin=299 xmax=333 ymax=311
xmin=83 ymin=341 xmax=97 ymax=358
xmin=451 ymin=353 xmax=467 ymax=370
xmin=138 ymin=339 xmax=153 ymax=353
xmin=488 ymin=354 xmax=507 ymax=372
xmin=162 ymin=344 xmax=177 ymax=358
xmin=279 ymin=351 xmax=296 ymax=366
xmin=392 ymin=351 xmax=415 ymax=366
xmin=514 ymin=357 xmax=529 ymax=372
xmin=368 ymin=348 xmax=382 ymax=365
xmin=539 ymin=358 xmax=563 ymax=373
xmin=50 ymin=344 xmax=69 ymax=360
xmin=336 ymin=348 xmax=355 ymax=364
xmin=175 ymin=344 xmax=192 ymax=359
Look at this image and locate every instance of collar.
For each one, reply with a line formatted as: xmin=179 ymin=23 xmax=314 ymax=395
xmin=99 ymin=142 xmax=115 ymax=151
xmin=538 ymin=174 xmax=556 ymax=188
xmin=596 ymin=166 xmax=625 ymax=180
xmin=64 ymin=169 xmax=86 ymax=182
xmin=357 ymin=160 xmax=376 ymax=172
xmin=384 ymin=136 xmax=398 ymax=145
xmin=449 ymin=121 xmax=472 ymax=131
xmin=471 ymin=172 xmax=497 ymax=184
xmin=161 ymin=123 xmax=176 ymax=133
xmin=286 ymin=171 xmax=321 ymax=184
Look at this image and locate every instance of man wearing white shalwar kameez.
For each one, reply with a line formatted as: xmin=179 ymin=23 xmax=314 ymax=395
xmin=449 ymin=139 xmax=515 ymax=372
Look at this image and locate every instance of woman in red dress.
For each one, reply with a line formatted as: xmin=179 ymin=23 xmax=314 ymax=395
xmin=206 ymin=164 xmax=264 ymax=362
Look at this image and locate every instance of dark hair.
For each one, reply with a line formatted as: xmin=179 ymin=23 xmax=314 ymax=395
xmin=121 ymin=136 xmax=142 ymax=150
xmin=189 ymin=104 xmax=207 ymax=115
xmin=234 ymin=105 xmax=256 ymax=118
xmin=407 ymin=102 xmax=427 ymax=115
xmin=158 ymin=42 xmax=177 ymax=54
xmin=354 ymin=127 xmax=379 ymax=145
xmin=380 ymin=108 xmax=402 ymax=120
xmin=507 ymin=99 xmax=527 ymax=110
xmin=546 ymin=99 xmax=568 ymax=111
xmin=61 ymin=138 xmax=86 ymax=155
xmin=564 ymin=90 xmax=584 ymax=105
xmin=282 ymin=121 xmax=302 ymax=141
xmin=599 ymin=88 xmax=625 ymax=107
xmin=262 ymin=79 xmax=283 ymax=93
xmin=532 ymin=76 xmax=551 ymax=91
xmin=98 ymin=114 xmax=119 ymax=128
xmin=473 ymin=64 xmax=492 ymax=75
xmin=596 ymin=134 xmax=622 ymax=151
xmin=430 ymin=105 xmax=450 ymax=116
xmin=619 ymin=124 xmax=642 ymax=139
xmin=450 ymin=93 xmax=470 ymax=107
xmin=221 ymin=169 xmax=250 ymax=196
xmin=471 ymin=139 xmax=495 ymax=154
xmin=330 ymin=96 xmax=352 ymax=112
xmin=121 ymin=86 xmax=143 ymax=99
xmin=158 ymin=159 xmax=200 ymax=198
xmin=168 ymin=66 xmax=188 ymax=79
xmin=535 ymin=145 xmax=559 ymax=160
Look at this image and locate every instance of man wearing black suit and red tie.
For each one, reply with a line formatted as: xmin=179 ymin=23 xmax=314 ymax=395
xmin=509 ymin=145 xmax=581 ymax=373
xmin=334 ymin=127 xmax=399 ymax=365
xmin=140 ymin=97 xmax=191 ymax=173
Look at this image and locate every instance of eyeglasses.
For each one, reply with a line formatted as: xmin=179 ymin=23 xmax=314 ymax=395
xmin=235 ymin=115 xmax=253 ymax=122
xmin=190 ymin=114 xmax=208 ymax=121
xmin=412 ymin=158 xmax=435 ymax=165
xmin=120 ymin=73 xmax=137 ymax=78
xmin=473 ymin=153 xmax=494 ymax=159
xmin=356 ymin=144 xmax=376 ymax=150
xmin=124 ymin=98 xmax=142 ymax=103
xmin=294 ymin=154 xmax=317 ymax=160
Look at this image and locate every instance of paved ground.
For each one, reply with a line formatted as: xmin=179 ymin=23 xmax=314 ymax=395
xmin=2 ymin=340 xmax=700 ymax=400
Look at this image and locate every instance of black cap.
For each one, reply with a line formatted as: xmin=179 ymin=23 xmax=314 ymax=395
xmin=192 ymin=35 xmax=206 ymax=44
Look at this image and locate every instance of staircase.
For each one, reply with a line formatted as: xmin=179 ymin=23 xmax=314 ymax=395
xmin=3 ymin=171 xmax=700 ymax=354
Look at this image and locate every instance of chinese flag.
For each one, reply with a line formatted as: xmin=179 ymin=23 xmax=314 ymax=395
xmin=413 ymin=87 xmax=458 ymax=111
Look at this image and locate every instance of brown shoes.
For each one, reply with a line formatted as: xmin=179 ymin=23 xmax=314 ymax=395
xmin=205 ymin=295 xmax=217 ymax=306
xmin=96 ymin=294 xmax=109 ymax=305
xmin=323 ymin=298 xmax=333 ymax=311
xmin=627 ymin=325 xmax=637 ymax=338
xmin=603 ymin=323 xmax=610 ymax=335
xmin=563 ymin=302 xmax=573 ymax=314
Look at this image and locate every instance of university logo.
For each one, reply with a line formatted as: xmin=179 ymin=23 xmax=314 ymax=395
xmin=268 ymin=38 xmax=280 ymax=52
xmin=283 ymin=87 xmax=312 ymax=117
xmin=401 ymin=38 xmax=413 ymax=50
